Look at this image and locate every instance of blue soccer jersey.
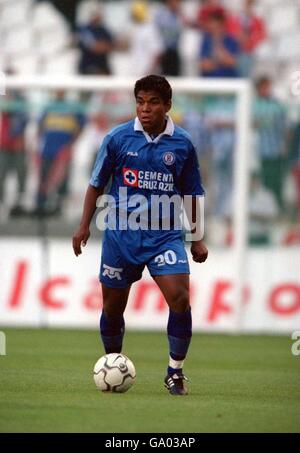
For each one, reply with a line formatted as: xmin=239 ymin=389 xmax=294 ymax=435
xmin=90 ymin=116 xmax=205 ymax=287
xmin=39 ymin=101 xmax=85 ymax=159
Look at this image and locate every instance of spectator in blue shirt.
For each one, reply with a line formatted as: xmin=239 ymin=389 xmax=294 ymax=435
xmin=199 ymin=8 xmax=240 ymax=78
xmin=77 ymin=11 xmax=114 ymax=75
xmin=35 ymin=90 xmax=86 ymax=216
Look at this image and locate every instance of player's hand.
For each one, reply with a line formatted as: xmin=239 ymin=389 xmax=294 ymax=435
xmin=191 ymin=240 xmax=208 ymax=263
xmin=72 ymin=226 xmax=90 ymax=256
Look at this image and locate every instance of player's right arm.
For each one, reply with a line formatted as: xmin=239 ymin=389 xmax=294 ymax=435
xmin=72 ymin=133 xmax=116 ymax=256
xmin=72 ymin=185 xmax=104 ymax=256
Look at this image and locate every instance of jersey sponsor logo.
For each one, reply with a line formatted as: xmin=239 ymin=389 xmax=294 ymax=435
xmin=123 ymin=168 xmax=138 ymax=187
xmin=122 ymin=168 xmax=174 ymax=192
xmin=102 ymin=264 xmax=123 ymax=280
xmin=127 ymin=151 xmax=138 ymax=156
xmin=163 ymin=151 xmax=175 ymax=166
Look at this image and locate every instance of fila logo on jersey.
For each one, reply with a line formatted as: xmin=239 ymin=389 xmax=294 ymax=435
xmin=102 ymin=264 xmax=123 ymax=280
xmin=163 ymin=152 xmax=175 ymax=166
xmin=123 ymin=168 xmax=138 ymax=187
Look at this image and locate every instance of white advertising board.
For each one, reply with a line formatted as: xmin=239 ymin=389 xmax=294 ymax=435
xmin=0 ymin=238 xmax=299 ymax=333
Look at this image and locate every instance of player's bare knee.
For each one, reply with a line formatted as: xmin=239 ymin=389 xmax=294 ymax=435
xmin=102 ymin=300 xmax=125 ymax=317
xmin=101 ymin=285 xmax=129 ymax=316
xmin=170 ymin=290 xmax=190 ymax=313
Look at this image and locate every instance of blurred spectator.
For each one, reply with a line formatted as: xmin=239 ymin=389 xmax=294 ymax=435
xmin=50 ymin=0 xmax=77 ymax=30
xmin=118 ymin=1 xmax=163 ymax=77
xmin=228 ymin=0 xmax=266 ymax=77
xmin=224 ymin=170 xmax=279 ymax=246
xmin=181 ymin=109 xmax=211 ymax=160
xmin=177 ymin=93 xmax=211 ymax=174
xmin=253 ymin=77 xmax=288 ymax=210
xmin=35 ymin=91 xmax=86 ymax=216
xmin=180 ymin=100 xmax=212 ymax=212
xmin=205 ymin=96 xmax=235 ymax=219
xmin=288 ymin=118 xmax=300 ymax=223
xmin=97 ymin=91 xmax=133 ymax=126
xmin=199 ymin=9 xmax=240 ymax=78
xmin=154 ymin=0 xmax=183 ymax=76
xmin=88 ymin=112 xmax=110 ymax=171
xmin=77 ymin=10 xmax=114 ymax=75
xmin=248 ymin=171 xmax=279 ymax=245
xmin=197 ymin=0 xmax=227 ymax=32
xmin=0 ymin=91 xmax=28 ymax=221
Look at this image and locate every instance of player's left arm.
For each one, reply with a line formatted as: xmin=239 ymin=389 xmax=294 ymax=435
xmin=185 ymin=196 xmax=208 ymax=263
xmin=181 ymin=142 xmax=208 ymax=264
xmin=191 ymin=240 xmax=208 ymax=263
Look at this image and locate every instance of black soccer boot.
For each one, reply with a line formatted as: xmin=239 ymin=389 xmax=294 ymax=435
xmin=164 ymin=372 xmax=188 ymax=396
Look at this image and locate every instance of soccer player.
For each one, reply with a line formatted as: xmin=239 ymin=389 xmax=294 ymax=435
xmin=73 ymin=75 xmax=208 ymax=395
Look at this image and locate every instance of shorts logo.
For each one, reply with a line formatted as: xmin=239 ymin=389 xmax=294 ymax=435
xmin=123 ymin=168 xmax=138 ymax=187
xmin=163 ymin=152 xmax=175 ymax=166
xmin=102 ymin=264 xmax=123 ymax=280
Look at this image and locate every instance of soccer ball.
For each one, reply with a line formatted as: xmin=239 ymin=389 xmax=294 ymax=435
xmin=93 ymin=353 xmax=136 ymax=393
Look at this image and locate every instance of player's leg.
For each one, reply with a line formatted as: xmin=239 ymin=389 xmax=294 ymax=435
xmin=147 ymin=240 xmax=192 ymax=395
xmin=99 ymin=230 xmax=144 ymax=354
xmin=153 ymin=273 xmax=191 ymax=395
xmin=100 ymin=284 xmax=131 ymax=354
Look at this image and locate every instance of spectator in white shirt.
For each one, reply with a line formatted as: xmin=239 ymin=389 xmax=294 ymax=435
xmin=117 ymin=1 xmax=163 ymax=77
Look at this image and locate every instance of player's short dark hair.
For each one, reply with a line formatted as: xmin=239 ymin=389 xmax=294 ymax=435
xmin=134 ymin=75 xmax=172 ymax=103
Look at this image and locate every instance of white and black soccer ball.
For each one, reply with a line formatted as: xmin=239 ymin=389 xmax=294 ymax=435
xmin=93 ymin=353 xmax=136 ymax=393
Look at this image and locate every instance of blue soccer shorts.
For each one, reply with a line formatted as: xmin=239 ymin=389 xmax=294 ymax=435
xmin=99 ymin=232 xmax=190 ymax=288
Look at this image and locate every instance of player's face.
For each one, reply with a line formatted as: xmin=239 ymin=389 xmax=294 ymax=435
xmin=136 ymin=90 xmax=171 ymax=135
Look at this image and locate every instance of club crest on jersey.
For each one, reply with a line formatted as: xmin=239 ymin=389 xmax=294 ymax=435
xmin=163 ymin=152 xmax=175 ymax=166
xmin=123 ymin=168 xmax=138 ymax=187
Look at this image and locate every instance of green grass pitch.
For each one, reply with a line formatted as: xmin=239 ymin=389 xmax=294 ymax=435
xmin=0 ymin=328 xmax=299 ymax=433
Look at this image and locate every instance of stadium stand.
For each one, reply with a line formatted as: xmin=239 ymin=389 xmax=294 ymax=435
xmin=0 ymin=0 xmax=297 ymax=83
xmin=0 ymin=0 xmax=299 ymax=245
xmin=0 ymin=0 xmax=299 ymax=89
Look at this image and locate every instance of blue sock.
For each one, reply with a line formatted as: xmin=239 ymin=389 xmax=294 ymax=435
xmin=100 ymin=311 xmax=125 ymax=354
xmin=167 ymin=308 xmax=192 ymax=376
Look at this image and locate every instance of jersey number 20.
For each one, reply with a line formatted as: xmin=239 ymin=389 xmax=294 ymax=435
xmin=154 ymin=250 xmax=177 ymax=267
